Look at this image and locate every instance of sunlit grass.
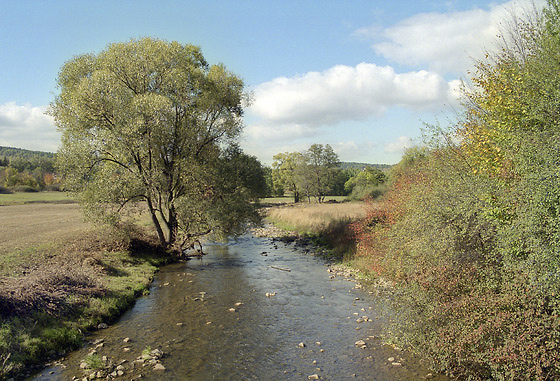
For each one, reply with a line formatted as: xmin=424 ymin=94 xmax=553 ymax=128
xmin=266 ymin=201 xmax=365 ymax=234
xmin=0 ymin=191 xmax=74 ymax=205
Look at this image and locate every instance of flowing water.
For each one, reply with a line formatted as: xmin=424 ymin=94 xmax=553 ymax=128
xmin=34 ymin=234 xmax=447 ymax=380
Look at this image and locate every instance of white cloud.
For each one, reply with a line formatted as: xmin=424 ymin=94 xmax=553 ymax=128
xmin=0 ymin=102 xmax=59 ymax=152
xmin=331 ymin=140 xmax=380 ymax=162
xmin=384 ymin=136 xmax=413 ymax=154
xmin=360 ymin=0 xmax=546 ymax=75
xmin=248 ymin=62 xmax=458 ymax=131
xmin=243 ymin=123 xmax=319 ymax=142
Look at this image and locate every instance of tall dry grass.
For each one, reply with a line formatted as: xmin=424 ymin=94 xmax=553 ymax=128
xmin=266 ymin=201 xmax=365 ymax=233
xmin=266 ymin=201 xmax=366 ymax=259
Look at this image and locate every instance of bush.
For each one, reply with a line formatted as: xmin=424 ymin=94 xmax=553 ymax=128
xmin=353 ymin=146 xmax=560 ymax=379
xmin=0 ymin=185 xmax=12 ymax=194
xmin=43 ymin=184 xmax=62 ymax=192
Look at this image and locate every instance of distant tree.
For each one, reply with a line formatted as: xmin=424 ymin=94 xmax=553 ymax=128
xmin=272 ymin=144 xmax=342 ymax=203
xmin=272 ymin=151 xmax=305 ymax=202
xmin=263 ymin=166 xmax=283 ymax=197
xmin=302 ymin=144 xmax=340 ymax=203
xmin=49 ymin=37 xmax=257 ymax=251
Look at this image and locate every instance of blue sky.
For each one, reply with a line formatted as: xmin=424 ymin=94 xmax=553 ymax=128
xmin=0 ymin=0 xmax=544 ymax=164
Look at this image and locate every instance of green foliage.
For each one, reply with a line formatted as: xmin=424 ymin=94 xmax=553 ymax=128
xmin=50 ymin=37 xmax=257 ymax=250
xmin=84 ymin=353 xmax=104 ymax=370
xmin=0 ymin=147 xmax=58 ymax=191
xmin=272 ymin=144 xmax=343 ymax=203
xmin=344 ymin=166 xmax=387 ymax=200
xmin=351 ymin=4 xmax=560 ymax=379
xmin=272 ymin=151 xmax=305 ymax=202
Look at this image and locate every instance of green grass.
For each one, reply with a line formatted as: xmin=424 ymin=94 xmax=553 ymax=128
xmin=0 ymin=191 xmax=74 ymax=205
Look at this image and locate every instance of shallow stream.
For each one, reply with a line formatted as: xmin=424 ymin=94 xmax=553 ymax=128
xmin=34 ymin=233 xmax=447 ymax=380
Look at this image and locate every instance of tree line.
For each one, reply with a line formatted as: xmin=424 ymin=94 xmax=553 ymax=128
xmin=351 ymin=1 xmax=560 ymax=378
xmin=271 ymin=144 xmax=387 ymax=202
xmin=0 ymin=147 xmax=59 ymax=192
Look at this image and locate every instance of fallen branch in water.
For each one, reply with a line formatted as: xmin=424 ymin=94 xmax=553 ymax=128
xmin=269 ymin=266 xmax=291 ymax=272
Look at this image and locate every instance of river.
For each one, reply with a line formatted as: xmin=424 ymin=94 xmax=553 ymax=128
xmin=34 ymin=233 xmax=447 ymax=380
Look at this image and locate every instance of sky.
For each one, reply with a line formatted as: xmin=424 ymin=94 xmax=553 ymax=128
xmin=0 ymin=0 xmax=545 ymax=165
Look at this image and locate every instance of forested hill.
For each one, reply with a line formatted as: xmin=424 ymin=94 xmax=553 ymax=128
xmin=0 ymin=146 xmax=55 ymax=160
xmin=340 ymin=162 xmax=392 ymax=171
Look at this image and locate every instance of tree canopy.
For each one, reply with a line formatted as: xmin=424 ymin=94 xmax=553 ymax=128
xmin=272 ymin=144 xmax=341 ymax=203
xmin=50 ymin=37 xmax=260 ymax=251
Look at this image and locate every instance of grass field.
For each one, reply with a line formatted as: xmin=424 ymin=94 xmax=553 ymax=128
xmin=0 ymin=191 xmax=73 ymax=206
xmin=0 ymin=203 xmax=88 ymax=258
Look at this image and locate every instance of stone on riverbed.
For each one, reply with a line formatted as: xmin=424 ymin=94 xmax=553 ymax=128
xmin=355 ymin=340 xmax=367 ymax=348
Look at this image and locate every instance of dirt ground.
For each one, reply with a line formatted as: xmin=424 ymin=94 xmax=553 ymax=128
xmin=0 ymin=203 xmax=91 ymax=254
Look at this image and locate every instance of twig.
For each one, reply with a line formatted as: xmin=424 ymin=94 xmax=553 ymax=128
xmin=2 ymin=352 xmax=11 ymax=368
xmin=269 ymin=266 xmax=291 ymax=272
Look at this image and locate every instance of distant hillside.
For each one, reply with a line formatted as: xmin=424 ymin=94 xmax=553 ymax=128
xmin=0 ymin=146 xmax=55 ymax=160
xmin=340 ymin=162 xmax=393 ymax=171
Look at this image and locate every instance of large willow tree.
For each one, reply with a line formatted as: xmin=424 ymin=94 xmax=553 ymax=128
xmin=50 ymin=38 xmax=259 ymax=251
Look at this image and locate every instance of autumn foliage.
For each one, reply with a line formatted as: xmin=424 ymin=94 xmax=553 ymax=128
xmin=352 ymin=3 xmax=560 ymax=379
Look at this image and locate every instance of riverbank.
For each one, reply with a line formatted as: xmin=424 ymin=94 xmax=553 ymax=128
xmin=255 ymin=208 xmax=393 ymax=294
xmin=0 ymin=223 xmax=172 ymax=380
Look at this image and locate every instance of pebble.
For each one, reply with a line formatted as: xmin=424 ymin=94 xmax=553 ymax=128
xmin=355 ymin=340 xmax=367 ymax=348
xmin=229 ymin=308 xmax=236 ymax=312
xmin=97 ymin=323 xmax=108 ymax=329
xmin=298 ymin=342 xmax=306 ymax=348
xmin=308 ymin=374 xmax=320 ymax=380
xmin=123 ymin=337 xmax=130 ymax=343
xmin=153 ymin=363 xmax=166 ymax=371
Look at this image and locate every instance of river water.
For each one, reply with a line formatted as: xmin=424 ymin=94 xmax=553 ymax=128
xmin=34 ymin=233 xmax=447 ymax=380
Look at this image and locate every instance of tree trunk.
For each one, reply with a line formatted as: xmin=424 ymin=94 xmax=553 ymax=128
xmin=167 ymin=205 xmax=179 ymax=248
xmin=146 ymin=198 xmax=166 ymax=247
